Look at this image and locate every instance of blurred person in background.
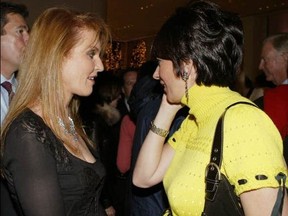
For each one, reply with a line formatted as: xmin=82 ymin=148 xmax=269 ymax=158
xmin=117 ymin=69 xmax=138 ymax=116
xmin=258 ymin=33 xmax=288 ymax=164
xmin=80 ymin=72 xmax=122 ymax=216
xmin=119 ymin=61 xmax=188 ymax=215
xmin=1 ymin=2 xmax=29 ymax=215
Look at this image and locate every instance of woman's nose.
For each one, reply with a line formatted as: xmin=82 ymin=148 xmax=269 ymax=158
xmin=23 ymin=32 xmax=29 ymax=45
xmin=153 ymin=66 xmax=160 ymax=80
xmin=95 ymin=57 xmax=104 ymax=72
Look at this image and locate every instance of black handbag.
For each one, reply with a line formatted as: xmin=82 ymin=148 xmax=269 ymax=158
xmin=202 ymin=102 xmax=287 ymax=216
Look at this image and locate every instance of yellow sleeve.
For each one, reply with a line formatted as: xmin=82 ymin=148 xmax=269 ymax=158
xmin=168 ymin=116 xmax=198 ymax=150
xmin=223 ymin=105 xmax=288 ymax=195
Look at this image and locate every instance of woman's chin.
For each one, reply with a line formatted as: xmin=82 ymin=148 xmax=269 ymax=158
xmin=166 ymin=96 xmax=179 ymax=105
xmin=79 ymin=90 xmax=93 ymax=97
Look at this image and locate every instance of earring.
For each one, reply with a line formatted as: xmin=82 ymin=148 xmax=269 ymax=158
xmin=182 ymin=70 xmax=189 ymax=103
xmin=182 ymin=71 xmax=188 ymax=81
xmin=185 ymin=79 xmax=189 ymax=103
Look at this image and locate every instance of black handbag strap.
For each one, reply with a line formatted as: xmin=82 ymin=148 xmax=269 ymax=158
xmin=209 ymin=101 xmax=256 ymax=168
xmin=205 ymin=102 xmax=255 ymax=194
xmin=205 ymin=101 xmax=287 ymax=215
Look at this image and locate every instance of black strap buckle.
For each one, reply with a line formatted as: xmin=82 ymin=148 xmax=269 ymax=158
xmin=205 ymin=162 xmax=221 ymax=201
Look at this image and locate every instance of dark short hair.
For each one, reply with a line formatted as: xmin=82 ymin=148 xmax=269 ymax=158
xmin=1 ymin=1 xmax=29 ymax=35
xmin=152 ymin=0 xmax=243 ymax=87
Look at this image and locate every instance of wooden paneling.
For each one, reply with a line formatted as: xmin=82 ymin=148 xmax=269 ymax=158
xmin=10 ymin=0 xmax=107 ymax=27
xmin=269 ymin=11 xmax=288 ymax=33
xmin=242 ymin=9 xmax=288 ymax=81
xmin=7 ymin=0 xmax=288 ymax=76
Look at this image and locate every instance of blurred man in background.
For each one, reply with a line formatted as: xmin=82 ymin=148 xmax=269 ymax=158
xmin=1 ymin=2 xmax=29 ymax=215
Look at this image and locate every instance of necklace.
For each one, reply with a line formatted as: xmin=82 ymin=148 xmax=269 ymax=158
xmin=58 ymin=116 xmax=79 ymax=142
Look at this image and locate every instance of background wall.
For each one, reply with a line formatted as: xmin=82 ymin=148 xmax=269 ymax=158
xmin=6 ymin=0 xmax=288 ymax=82
xmin=10 ymin=0 xmax=107 ymax=26
xmin=121 ymin=9 xmax=288 ymax=83
xmin=242 ymin=10 xmax=288 ymax=80
xmin=242 ymin=10 xmax=288 ymax=81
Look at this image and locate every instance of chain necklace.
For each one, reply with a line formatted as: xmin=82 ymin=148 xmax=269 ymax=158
xmin=58 ymin=117 xmax=90 ymax=162
xmin=58 ymin=116 xmax=79 ymax=142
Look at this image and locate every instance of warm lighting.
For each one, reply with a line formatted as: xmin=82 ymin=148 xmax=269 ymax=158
xmin=130 ymin=40 xmax=147 ymax=68
xmin=104 ymin=42 xmax=122 ymax=71
xmin=139 ymin=3 xmax=154 ymax=10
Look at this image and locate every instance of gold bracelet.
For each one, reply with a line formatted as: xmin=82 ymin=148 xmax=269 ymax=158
xmin=150 ymin=121 xmax=169 ymax=138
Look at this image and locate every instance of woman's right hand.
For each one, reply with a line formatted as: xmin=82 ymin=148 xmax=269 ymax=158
xmin=161 ymin=94 xmax=183 ymax=114
xmin=133 ymin=93 xmax=181 ymax=188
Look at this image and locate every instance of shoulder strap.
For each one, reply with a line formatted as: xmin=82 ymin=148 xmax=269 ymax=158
xmin=205 ymin=102 xmax=255 ymax=202
xmin=209 ymin=101 xmax=255 ymax=169
xmin=206 ymin=101 xmax=286 ymax=216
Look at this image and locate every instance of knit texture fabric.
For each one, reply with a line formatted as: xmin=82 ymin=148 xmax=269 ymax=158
xmin=164 ymin=85 xmax=288 ymax=216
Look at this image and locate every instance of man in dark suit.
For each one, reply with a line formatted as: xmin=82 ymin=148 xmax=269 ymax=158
xmin=117 ymin=69 xmax=138 ymax=117
xmin=1 ymin=2 xmax=29 ymax=215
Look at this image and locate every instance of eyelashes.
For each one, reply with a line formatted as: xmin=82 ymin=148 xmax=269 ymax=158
xmin=87 ymin=50 xmax=96 ymax=59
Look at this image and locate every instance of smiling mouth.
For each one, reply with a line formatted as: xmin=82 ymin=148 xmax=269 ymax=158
xmin=88 ymin=76 xmax=95 ymax=80
xmin=160 ymin=82 xmax=166 ymax=91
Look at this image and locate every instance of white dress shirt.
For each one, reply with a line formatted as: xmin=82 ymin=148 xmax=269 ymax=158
xmin=1 ymin=74 xmax=17 ymax=125
xmin=282 ymin=79 xmax=288 ymax=85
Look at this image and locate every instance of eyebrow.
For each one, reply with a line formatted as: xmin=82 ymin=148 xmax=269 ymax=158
xmin=90 ymin=42 xmax=100 ymax=48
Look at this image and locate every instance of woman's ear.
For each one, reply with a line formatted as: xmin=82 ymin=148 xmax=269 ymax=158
xmin=182 ymin=59 xmax=195 ymax=81
xmin=181 ymin=69 xmax=189 ymax=81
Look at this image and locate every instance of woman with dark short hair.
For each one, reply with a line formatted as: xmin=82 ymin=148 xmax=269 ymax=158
xmin=133 ymin=1 xmax=288 ymax=215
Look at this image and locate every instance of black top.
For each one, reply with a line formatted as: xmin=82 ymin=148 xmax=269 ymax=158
xmin=2 ymin=109 xmax=106 ymax=216
xmin=82 ymin=111 xmax=121 ymax=209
